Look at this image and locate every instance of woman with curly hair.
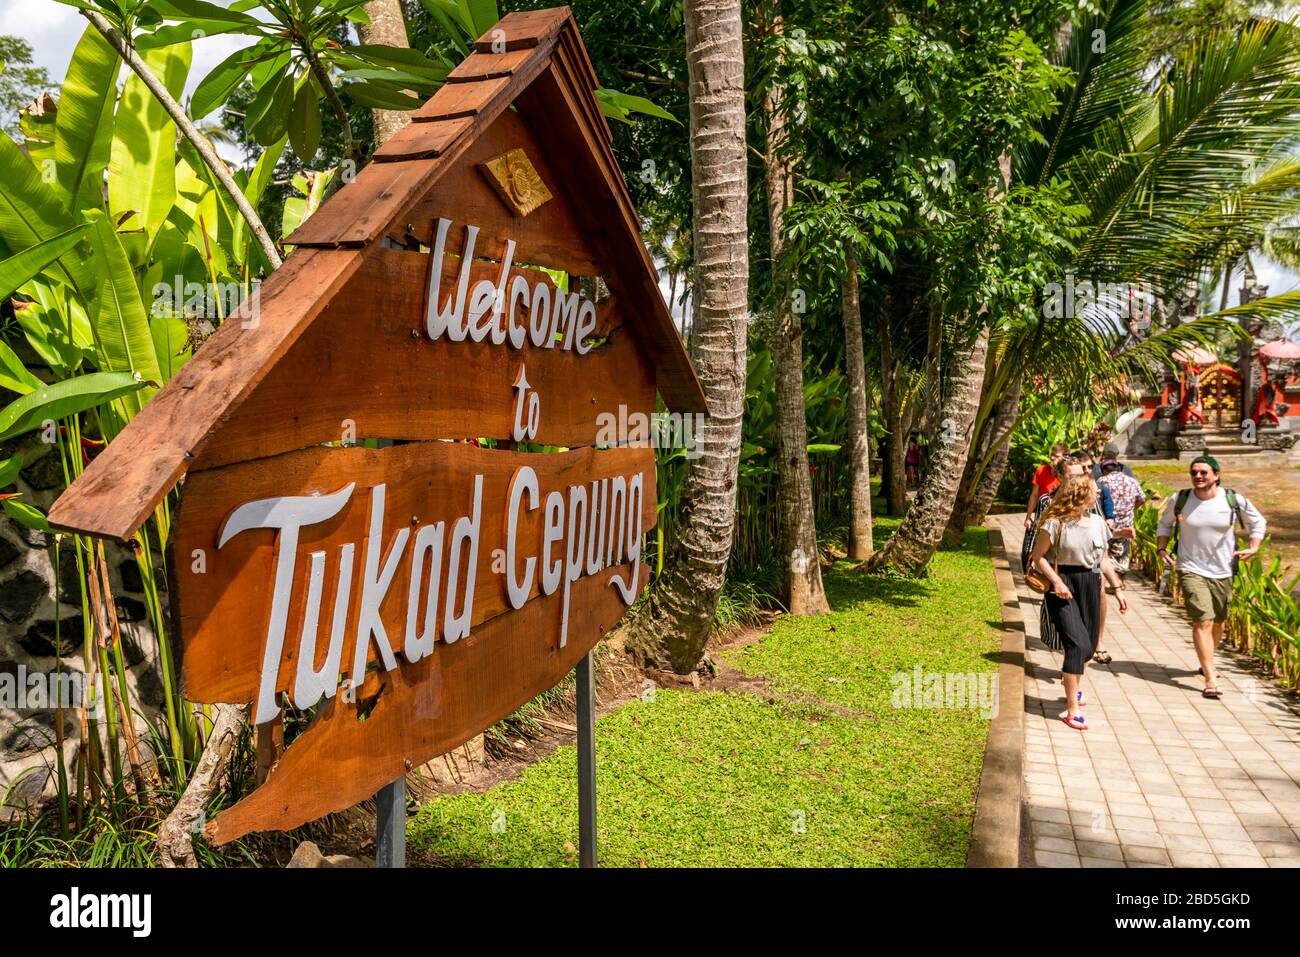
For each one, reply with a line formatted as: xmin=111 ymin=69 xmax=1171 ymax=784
xmin=1029 ymin=475 xmax=1129 ymax=730
xmin=1020 ymin=454 xmax=1076 ymax=573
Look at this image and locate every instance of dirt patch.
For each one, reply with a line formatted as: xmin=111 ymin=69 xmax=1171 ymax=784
xmin=1133 ymin=463 xmax=1300 ymax=571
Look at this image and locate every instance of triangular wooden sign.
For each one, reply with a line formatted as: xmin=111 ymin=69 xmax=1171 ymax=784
xmin=48 ymin=6 xmax=704 ymax=844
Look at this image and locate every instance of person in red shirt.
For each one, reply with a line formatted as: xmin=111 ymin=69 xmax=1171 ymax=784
xmin=904 ymin=436 xmax=922 ymax=488
xmin=1024 ymin=444 xmax=1069 ymax=531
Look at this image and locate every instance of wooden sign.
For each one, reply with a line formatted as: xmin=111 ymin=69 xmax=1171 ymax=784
xmin=48 ymin=7 xmax=705 ymax=844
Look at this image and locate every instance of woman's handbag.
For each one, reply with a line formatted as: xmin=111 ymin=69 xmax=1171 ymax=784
xmin=1025 ymin=522 xmax=1060 ymax=594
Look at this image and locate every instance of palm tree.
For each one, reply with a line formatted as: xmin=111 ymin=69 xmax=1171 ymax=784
xmin=623 ymin=0 xmax=750 ymax=672
xmin=764 ymin=58 xmax=830 ymax=615
xmin=841 ymin=244 xmax=873 ymax=560
xmin=947 ymin=1 xmax=1300 ymax=536
xmin=354 ymin=0 xmax=413 ymax=145
xmin=870 ymin=321 xmax=991 ymax=574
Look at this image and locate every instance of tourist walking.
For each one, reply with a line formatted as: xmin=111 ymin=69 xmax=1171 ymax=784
xmin=905 ymin=436 xmax=921 ymax=488
xmin=1020 ymin=453 xmax=1073 ymax=573
xmin=1023 ymin=443 xmax=1069 ymax=534
xmin=1029 ymin=476 xmax=1129 ymax=730
xmin=1071 ymin=450 xmax=1120 ymax=663
xmin=1025 ymin=454 xmax=1111 ymax=655
xmin=1156 ymin=455 xmax=1266 ymax=699
xmin=1070 ymin=450 xmax=1115 ymax=522
xmin=1091 ymin=455 xmax=1135 ymax=481
xmin=1098 ymin=458 xmax=1145 ymax=576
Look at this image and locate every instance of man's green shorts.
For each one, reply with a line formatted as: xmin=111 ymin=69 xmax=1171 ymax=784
xmin=1181 ymin=572 xmax=1233 ymax=624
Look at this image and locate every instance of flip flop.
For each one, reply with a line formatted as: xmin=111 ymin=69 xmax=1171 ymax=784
xmin=1077 ymin=691 xmax=1087 ymax=707
xmin=1202 ymin=687 xmax=1222 ymax=699
xmin=1061 ymin=713 xmax=1087 ymax=731
xmin=1093 ymin=650 xmax=1113 ymax=664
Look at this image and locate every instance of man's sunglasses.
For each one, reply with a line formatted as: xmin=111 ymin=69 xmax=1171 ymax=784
xmin=1189 ymin=469 xmax=1214 ymax=477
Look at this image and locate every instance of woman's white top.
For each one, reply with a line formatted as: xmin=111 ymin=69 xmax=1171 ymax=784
xmin=1039 ymin=513 xmax=1108 ymax=570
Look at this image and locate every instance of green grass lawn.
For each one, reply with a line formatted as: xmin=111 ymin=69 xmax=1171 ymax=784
xmin=406 ymin=520 xmax=1002 ymax=867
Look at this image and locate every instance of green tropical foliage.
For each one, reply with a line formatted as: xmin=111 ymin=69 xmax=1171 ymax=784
xmin=0 ymin=24 xmax=266 ymax=827
xmin=0 ymin=36 xmax=53 ymax=137
xmin=2 ymin=0 xmax=1299 ymax=864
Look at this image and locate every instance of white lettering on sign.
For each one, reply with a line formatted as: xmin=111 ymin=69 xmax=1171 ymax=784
xmin=219 ymin=484 xmax=355 ymax=725
xmin=511 ymin=365 xmax=540 ymax=441
xmin=426 ymin=218 xmax=599 ymax=354
xmin=218 ymin=469 xmax=647 ymax=723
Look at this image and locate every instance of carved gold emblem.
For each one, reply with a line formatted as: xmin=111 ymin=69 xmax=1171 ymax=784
xmin=478 ymin=148 xmax=553 ymax=217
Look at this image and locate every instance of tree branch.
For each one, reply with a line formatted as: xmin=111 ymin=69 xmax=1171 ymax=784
xmin=614 ymin=67 xmax=687 ymax=91
xmin=156 ymin=703 xmax=246 ymax=868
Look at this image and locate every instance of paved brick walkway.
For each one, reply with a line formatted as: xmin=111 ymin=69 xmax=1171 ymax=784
xmin=989 ymin=514 xmax=1300 ymax=868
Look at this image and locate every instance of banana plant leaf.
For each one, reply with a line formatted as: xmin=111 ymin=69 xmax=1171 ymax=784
xmin=54 ymin=25 xmax=119 ymax=215
xmin=0 ymin=341 xmax=44 ymax=396
xmin=0 ymin=224 xmax=90 ymax=301
xmin=0 ymin=370 xmax=148 ymax=442
xmin=0 ymin=455 xmax=23 ymax=487
xmin=15 ymin=277 xmax=94 ymax=376
xmin=109 ymin=43 xmax=191 ymax=240
xmin=2 ymin=499 xmax=51 ymax=533
xmin=0 ymin=136 xmax=81 ymax=281
xmin=85 ymin=211 xmax=164 ymax=404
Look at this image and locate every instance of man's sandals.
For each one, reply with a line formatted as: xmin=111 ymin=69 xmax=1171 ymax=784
xmin=1093 ymin=649 xmax=1113 ymax=664
xmin=1198 ymin=667 xmax=1223 ymax=699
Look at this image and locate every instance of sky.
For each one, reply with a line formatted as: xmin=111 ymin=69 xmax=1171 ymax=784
xmin=2 ymin=0 xmax=1298 ymax=330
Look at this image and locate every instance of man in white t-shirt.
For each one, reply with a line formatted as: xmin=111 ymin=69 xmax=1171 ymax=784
xmin=1156 ymin=455 xmax=1266 ymax=699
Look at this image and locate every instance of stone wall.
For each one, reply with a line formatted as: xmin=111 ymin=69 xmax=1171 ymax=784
xmin=1109 ymin=416 xmax=1158 ymax=458
xmin=0 ymin=443 xmax=165 ymax=819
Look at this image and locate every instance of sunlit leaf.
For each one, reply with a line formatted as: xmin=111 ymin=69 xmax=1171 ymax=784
xmin=54 ymin=25 xmax=120 ymax=214
xmin=0 ymin=370 xmax=147 ymax=442
xmin=3 ymin=499 xmax=51 ymax=533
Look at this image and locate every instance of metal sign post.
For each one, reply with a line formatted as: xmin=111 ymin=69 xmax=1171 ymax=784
xmin=375 ymin=777 xmax=406 ymax=868
xmin=576 ymin=650 xmax=597 ymax=868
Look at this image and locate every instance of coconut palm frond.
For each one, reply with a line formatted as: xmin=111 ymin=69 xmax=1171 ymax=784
xmin=1201 ymin=288 xmax=1300 ymax=327
xmin=1018 ymin=0 xmax=1151 ymax=189
xmin=1259 ymin=221 xmax=1300 ymax=270
xmin=1073 ymin=19 xmax=1300 ymax=284
xmin=1099 ymin=158 xmax=1300 ymax=284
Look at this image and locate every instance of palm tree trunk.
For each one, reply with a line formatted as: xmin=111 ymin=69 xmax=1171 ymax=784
xmin=965 ymin=384 xmax=1019 ymax=524
xmin=904 ymin=151 xmax=1009 ymax=558
xmin=868 ymin=322 xmax=989 ymax=576
xmin=841 ymin=244 xmax=873 ymax=560
xmin=945 ymin=371 xmax=1020 ymax=542
xmin=879 ymin=296 xmax=908 ymax=515
xmin=356 ymin=0 xmax=413 ymax=146
xmin=967 ymin=374 xmax=1013 ymax=522
xmin=764 ymin=40 xmax=829 ymax=616
xmin=921 ymin=300 xmax=943 ymax=438
xmin=622 ymin=0 xmax=749 ymax=673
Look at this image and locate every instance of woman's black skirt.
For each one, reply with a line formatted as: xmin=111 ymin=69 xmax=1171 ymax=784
xmin=1042 ymin=565 xmax=1102 ymax=675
